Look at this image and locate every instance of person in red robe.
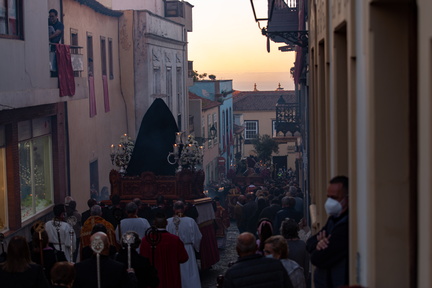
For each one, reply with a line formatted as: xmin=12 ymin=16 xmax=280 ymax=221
xmin=140 ymin=212 xmax=188 ymax=288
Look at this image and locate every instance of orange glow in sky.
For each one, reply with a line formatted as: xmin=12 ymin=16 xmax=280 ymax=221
xmin=188 ymin=0 xmax=296 ymax=91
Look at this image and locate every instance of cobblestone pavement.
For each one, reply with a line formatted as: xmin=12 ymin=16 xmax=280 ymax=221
xmin=200 ymin=221 xmax=239 ymax=288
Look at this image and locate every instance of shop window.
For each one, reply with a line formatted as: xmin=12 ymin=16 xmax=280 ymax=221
xmin=18 ymin=118 xmax=53 ymax=222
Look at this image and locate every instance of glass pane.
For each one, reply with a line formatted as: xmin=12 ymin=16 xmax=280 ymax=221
xmin=0 ymin=1 xmax=6 ymax=35
xmin=19 ymin=140 xmax=33 ymax=220
xmin=33 ymin=136 xmax=53 ymax=214
xmin=32 ymin=117 xmax=51 ymax=137
xmin=18 ymin=120 xmax=32 ymax=141
xmin=0 ymin=148 xmax=7 ymax=231
xmin=19 ymin=135 xmax=53 ymax=221
xmin=8 ymin=0 xmax=17 ymax=35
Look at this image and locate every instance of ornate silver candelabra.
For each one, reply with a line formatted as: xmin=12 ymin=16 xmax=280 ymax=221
xmin=110 ymin=134 xmax=134 ymax=174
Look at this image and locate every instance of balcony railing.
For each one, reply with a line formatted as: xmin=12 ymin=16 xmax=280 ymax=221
xmin=49 ymin=44 xmax=84 ymax=77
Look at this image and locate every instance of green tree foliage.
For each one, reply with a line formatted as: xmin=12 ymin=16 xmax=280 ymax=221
xmin=251 ymin=134 xmax=279 ymax=163
xmin=192 ymin=71 xmax=217 ymax=82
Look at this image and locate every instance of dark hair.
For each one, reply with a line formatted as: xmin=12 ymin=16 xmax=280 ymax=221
xmin=51 ymin=261 xmax=75 ymax=286
xmin=2 ymin=236 xmax=32 ymax=273
xmin=257 ymin=219 xmax=273 ymax=252
xmin=125 ymin=202 xmax=138 ymax=214
xmin=281 ymin=196 xmax=296 ymax=208
xmin=156 ymin=195 xmax=165 ymax=206
xmin=53 ymin=204 xmax=66 ymax=218
xmin=67 ymin=200 xmax=77 ymax=211
xmin=271 ymin=198 xmax=281 ymax=205
xmin=111 ymin=194 xmax=121 ymax=205
xmin=49 ymin=9 xmax=58 ymax=15
xmin=91 ymin=223 xmax=107 ymax=235
xmin=87 ymin=198 xmax=97 ymax=208
xmin=133 ymin=198 xmax=142 ymax=207
xmin=153 ymin=212 xmax=167 ymax=228
xmin=280 ymin=218 xmax=299 ymax=239
xmin=329 ymin=176 xmax=349 ymax=195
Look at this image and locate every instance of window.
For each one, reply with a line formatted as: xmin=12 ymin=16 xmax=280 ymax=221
xmin=70 ymin=29 xmax=80 ymax=77
xmin=87 ymin=33 xmax=94 ymax=76
xmin=212 ymin=113 xmax=218 ymax=141
xmin=201 ymin=115 xmax=205 ymax=140
xmin=245 ymin=120 xmax=258 ymax=140
xmin=166 ymin=67 xmax=172 ymax=108
xmin=272 ymin=120 xmax=277 ymax=137
xmin=18 ymin=118 xmax=53 ymax=222
xmin=153 ymin=67 xmax=161 ymax=95
xmin=0 ymin=0 xmax=23 ymax=38
xmin=207 ymin=114 xmax=212 ymax=148
xmin=187 ymin=61 xmax=193 ymax=78
xmin=165 ymin=1 xmax=184 ymax=17
xmin=100 ymin=37 xmax=107 ymax=76
xmin=176 ymin=67 xmax=182 ymax=115
xmin=0 ymin=125 xmax=7 ymax=232
xmin=87 ymin=33 xmax=96 ymax=117
xmin=101 ymin=37 xmax=110 ymax=113
xmin=108 ymin=38 xmax=113 ymax=79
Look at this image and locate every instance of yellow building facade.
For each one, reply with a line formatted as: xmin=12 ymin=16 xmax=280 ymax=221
xmin=309 ymin=0 xmax=430 ymax=286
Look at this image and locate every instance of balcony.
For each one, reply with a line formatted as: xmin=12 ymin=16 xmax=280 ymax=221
xmin=47 ymin=44 xmax=87 ymax=101
xmin=49 ymin=44 xmax=84 ymax=77
xmin=275 ymin=96 xmax=301 ymax=136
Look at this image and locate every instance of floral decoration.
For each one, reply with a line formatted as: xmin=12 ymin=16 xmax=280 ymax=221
xmin=179 ymin=135 xmax=203 ymax=170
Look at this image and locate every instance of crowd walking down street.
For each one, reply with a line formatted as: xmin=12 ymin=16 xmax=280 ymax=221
xmin=0 ymin=175 xmax=352 ymax=288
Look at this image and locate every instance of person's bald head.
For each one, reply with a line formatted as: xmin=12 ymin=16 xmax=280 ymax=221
xmin=236 ymin=232 xmax=257 ymax=257
xmin=90 ymin=232 xmax=109 ymax=255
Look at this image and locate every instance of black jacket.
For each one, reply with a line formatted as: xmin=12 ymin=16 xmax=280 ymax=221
xmin=223 ymin=254 xmax=293 ymax=288
xmin=115 ymin=249 xmax=159 ymax=288
xmin=0 ymin=263 xmax=49 ymax=288
xmin=73 ymin=255 xmax=136 ymax=288
xmin=306 ymin=211 xmax=349 ymax=288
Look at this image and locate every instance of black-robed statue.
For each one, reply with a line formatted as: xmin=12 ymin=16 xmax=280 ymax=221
xmin=126 ymin=98 xmax=178 ymax=176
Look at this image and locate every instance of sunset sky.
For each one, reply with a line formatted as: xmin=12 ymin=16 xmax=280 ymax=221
xmin=187 ymin=0 xmax=296 ymax=92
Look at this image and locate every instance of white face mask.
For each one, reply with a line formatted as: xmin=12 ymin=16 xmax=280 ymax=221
xmin=265 ymin=254 xmax=274 ymax=259
xmin=325 ymin=198 xmax=342 ymax=217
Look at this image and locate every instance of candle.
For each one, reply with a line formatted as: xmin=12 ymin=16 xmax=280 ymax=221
xmin=110 ymin=144 xmax=115 ymax=154
xmin=176 ymin=132 xmax=182 ymax=144
xmin=173 ymin=144 xmax=179 ymax=154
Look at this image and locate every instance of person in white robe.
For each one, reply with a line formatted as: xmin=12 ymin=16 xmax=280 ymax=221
xmin=45 ymin=204 xmax=76 ymax=262
xmin=167 ymin=201 xmax=202 ymax=288
xmin=115 ymin=202 xmax=151 ymax=251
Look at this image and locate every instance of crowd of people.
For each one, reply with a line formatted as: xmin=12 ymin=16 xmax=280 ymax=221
xmin=0 ymin=174 xmax=350 ymax=288
xmin=0 ymin=196 xmax=204 ymax=288
xmin=218 ymin=175 xmax=350 ymax=288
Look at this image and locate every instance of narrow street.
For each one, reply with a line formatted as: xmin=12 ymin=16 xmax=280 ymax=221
xmin=200 ymin=221 xmax=239 ymax=288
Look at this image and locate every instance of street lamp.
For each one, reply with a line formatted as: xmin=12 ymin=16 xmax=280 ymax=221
xmin=249 ymin=0 xmax=308 ymax=51
xmin=195 ymin=124 xmax=217 ymax=145
xmin=250 ymin=0 xmax=276 ymax=24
